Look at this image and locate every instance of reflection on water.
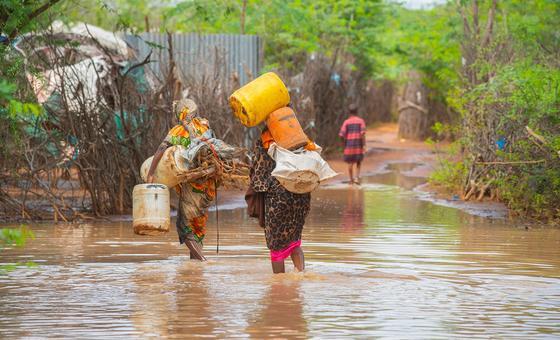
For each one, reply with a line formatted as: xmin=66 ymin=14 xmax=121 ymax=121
xmin=365 ymin=162 xmax=426 ymax=190
xmin=1 ymin=180 xmax=559 ymax=338
xmin=247 ymin=279 xmax=307 ymax=339
xmin=341 ymin=188 xmax=365 ymax=232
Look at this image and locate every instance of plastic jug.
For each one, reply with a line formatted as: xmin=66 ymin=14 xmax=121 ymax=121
xmin=266 ymin=107 xmax=309 ymax=150
xmin=229 ymin=72 xmax=290 ymax=127
xmin=132 ymin=183 xmax=170 ymax=235
xmin=140 ymin=146 xmax=188 ymax=188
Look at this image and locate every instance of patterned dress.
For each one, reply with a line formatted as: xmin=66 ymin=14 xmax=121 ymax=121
xmin=339 ymin=115 xmax=366 ymax=163
xmin=165 ymin=117 xmax=215 ymax=244
xmin=250 ymin=139 xmax=311 ymax=252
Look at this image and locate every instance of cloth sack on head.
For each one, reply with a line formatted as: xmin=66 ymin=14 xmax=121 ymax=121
xmin=267 ymin=143 xmax=337 ymax=194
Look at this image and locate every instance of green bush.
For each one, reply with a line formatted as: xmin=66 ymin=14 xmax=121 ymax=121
xmin=496 ymin=165 xmax=560 ymax=219
xmin=461 ymin=62 xmax=560 ymax=219
xmin=0 ymin=226 xmax=34 ymax=249
xmin=0 ymin=226 xmax=35 ymax=272
xmin=429 ymin=160 xmax=466 ymax=193
xmin=428 ymin=140 xmax=467 ymax=193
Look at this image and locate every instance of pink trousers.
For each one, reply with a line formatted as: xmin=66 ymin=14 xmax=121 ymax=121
xmin=270 ymin=240 xmax=302 ymax=262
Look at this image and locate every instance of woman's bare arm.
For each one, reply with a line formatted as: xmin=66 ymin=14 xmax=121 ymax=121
xmin=147 ymin=141 xmax=170 ymax=183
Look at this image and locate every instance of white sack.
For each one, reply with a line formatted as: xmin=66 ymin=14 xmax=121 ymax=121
xmin=267 ymin=143 xmax=338 ymax=194
xmin=28 ymin=56 xmax=109 ymax=109
xmin=50 ymin=21 xmax=130 ymax=57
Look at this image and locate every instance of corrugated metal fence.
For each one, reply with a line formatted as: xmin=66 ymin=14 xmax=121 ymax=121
xmin=124 ymin=33 xmax=262 ymax=85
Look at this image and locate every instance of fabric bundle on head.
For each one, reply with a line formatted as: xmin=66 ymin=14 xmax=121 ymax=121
xmin=164 ymin=99 xmax=201 ymax=148
xmin=174 ymin=99 xmax=198 ymax=121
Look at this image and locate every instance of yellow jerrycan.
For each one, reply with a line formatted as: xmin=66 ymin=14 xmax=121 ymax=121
xmin=229 ymin=72 xmax=290 ymax=127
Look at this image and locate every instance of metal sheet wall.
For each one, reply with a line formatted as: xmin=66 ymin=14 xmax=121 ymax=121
xmin=124 ymin=33 xmax=262 ymax=85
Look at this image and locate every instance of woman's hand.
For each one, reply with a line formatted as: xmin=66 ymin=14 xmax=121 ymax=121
xmin=147 ymin=174 xmax=154 ymax=183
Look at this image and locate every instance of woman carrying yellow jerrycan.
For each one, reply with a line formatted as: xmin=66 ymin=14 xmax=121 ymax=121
xmin=232 ymin=72 xmax=320 ymax=274
xmin=146 ymin=99 xmax=216 ymax=261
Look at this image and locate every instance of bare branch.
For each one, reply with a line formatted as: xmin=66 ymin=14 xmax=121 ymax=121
xmin=473 ymin=0 xmax=480 ymax=36
xmin=481 ymin=0 xmax=498 ymax=47
xmin=457 ymin=1 xmax=472 ymax=39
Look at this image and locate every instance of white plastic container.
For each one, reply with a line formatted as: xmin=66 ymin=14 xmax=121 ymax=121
xmin=132 ymin=183 xmax=170 ymax=236
xmin=140 ymin=146 xmax=189 ymax=188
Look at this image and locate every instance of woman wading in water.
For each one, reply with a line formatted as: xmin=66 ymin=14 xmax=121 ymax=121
xmin=147 ymin=99 xmax=215 ymax=261
xmin=249 ymin=129 xmax=311 ymax=273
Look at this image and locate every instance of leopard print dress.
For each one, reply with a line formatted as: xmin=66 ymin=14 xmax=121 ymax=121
xmin=250 ymin=140 xmax=311 ymax=251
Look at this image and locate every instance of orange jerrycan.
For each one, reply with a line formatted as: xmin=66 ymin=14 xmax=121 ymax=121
xmin=266 ymin=107 xmax=309 ymax=150
xmin=229 ymin=72 xmax=290 ymax=127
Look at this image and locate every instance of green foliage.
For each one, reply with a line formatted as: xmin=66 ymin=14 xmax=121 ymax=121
xmin=430 ymin=121 xmax=460 ymax=142
xmin=64 ymin=0 xmax=387 ymax=75
xmin=378 ymin=3 xmax=461 ymax=89
xmin=1 ymin=78 xmax=42 ymax=119
xmin=431 ymin=0 xmax=560 ymax=220
xmin=175 ymin=0 xmax=387 ymax=75
xmin=497 ymin=166 xmax=560 ymax=219
xmin=429 ymin=141 xmax=467 ymax=193
xmin=0 ymin=79 xmax=16 ymax=100
xmin=1 ymin=1 xmax=50 ymax=157
xmin=0 ymin=226 xmax=36 ymax=272
xmin=0 ymin=0 xmax=63 ymax=38
xmin=429 ymin=159 xmax=467 ymax=193
xmin=0 ymin=226 xmax=34 ymax=249
xmin=0 ymin=62 xmax=43 ymax=156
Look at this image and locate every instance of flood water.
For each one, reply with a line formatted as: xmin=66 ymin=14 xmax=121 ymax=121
xmin=1 ymin=166 xmax=560 ymax=338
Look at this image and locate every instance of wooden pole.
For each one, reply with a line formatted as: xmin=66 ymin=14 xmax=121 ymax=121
xmin=240 ymin=0 xmax=247 ymax=34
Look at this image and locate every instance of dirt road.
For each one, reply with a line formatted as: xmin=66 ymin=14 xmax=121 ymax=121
xmin=328 ymin=123 xmax=436 ymax=182
xmin=327 ymin=123 xmax=508 ymax=218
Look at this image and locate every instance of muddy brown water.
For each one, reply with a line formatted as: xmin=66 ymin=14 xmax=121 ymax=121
xmin=1 ymin=164 xmax=559 ymax=338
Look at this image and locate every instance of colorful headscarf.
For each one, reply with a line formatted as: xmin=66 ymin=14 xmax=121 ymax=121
xmin=178 ymin=107 xmax=190 ymax=121
xmin=165 ymin=106 xmax=210 ymax=149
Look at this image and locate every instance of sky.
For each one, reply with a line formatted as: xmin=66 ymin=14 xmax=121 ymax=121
xmin=399 ymin=0 xmax=448 ymax=9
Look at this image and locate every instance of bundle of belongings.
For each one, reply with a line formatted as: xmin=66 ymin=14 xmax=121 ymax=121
xmin=140 ymin=104 xmax=249 ymax=190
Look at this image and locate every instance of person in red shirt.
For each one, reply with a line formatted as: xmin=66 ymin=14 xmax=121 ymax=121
xmin=339 ymin=104 xmax=366 ymax=184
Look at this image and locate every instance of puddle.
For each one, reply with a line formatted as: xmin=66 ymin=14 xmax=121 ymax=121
xmin=364 ymin=162 xmax=426 ymax=190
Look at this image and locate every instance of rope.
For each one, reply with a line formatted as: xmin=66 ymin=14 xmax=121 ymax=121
xmin=215 ymin=179 xmax=219 ymax=255
xmin=200 ymin=137 xmax=224 ymax=175
xmin=200 ymin=138 xmax=221 ymax=255
xmin=193 ymin=137 xmax=222 ymax=255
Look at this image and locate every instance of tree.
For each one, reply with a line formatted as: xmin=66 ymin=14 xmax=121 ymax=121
xmin=436 ymin=0 xmax=560 ymax=219
xmin=380 ymin=3 xmax=461 ymax=139
xmin=0 ymin=0 xmax=62 ymax=40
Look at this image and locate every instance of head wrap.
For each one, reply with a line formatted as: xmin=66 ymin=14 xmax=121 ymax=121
xmin=178 ymin=107 xmax=189 ymax=121
xmin=174 ymin=99 xmax=198 ymax=121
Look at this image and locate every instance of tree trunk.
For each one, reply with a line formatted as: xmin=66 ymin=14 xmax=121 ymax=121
xmin=240 ymin=0 xmax=247 ymax=34
xmin=398 ymin=71 xmax=430 ymax=140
